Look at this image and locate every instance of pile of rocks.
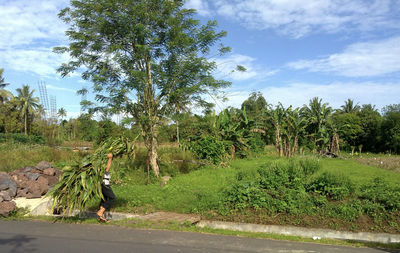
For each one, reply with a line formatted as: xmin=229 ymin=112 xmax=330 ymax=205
xmin=0 ymin=161 xmax=60 ymax=217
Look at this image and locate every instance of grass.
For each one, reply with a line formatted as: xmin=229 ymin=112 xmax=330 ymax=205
xmin=319 ymin=158 xmax=400 ymax=187
xmin=0 ymin=143 xmax=86 ymax=172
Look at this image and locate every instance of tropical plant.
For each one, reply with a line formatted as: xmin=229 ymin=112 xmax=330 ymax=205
xmin=48 ymin=136 xmax=136 ymax=214
xmin=302 ymin=97 xmax=333 ymax=154
xmin=15 ymin=85 xmax=40 ymax=135
xmin=0 ymin=68 xmax=13 ymax=104
xmin=340 ymin=99 xmax=360 ymax=114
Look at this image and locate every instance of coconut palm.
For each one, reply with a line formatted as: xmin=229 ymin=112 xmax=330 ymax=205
xmin=58 ymin=107 xmax=67 ymax=121
xmin=16 ymin=85 xmax=40 ymax=135
xmin=340 ymin=99 xmax=360 ymax=114
xmin=0 ymin=68 xmax=13 ymax=104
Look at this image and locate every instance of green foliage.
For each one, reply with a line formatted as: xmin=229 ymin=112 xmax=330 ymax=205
xmin=49 ymin=136 xmax=136 ymax=213
xmin=0 ymin=133 xmax=45 ymax=144
xmin=220 ymin=158 xmax=320 ymax=215
xmin=360 ymin=177 xmax=400 ymax=211
xmin=190 ymin=136 xmax=227 ymax=164
xmin=307 ymin=171 xmax=354 ymax=200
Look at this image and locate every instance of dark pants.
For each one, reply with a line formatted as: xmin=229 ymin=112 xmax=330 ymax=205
xmin=100 ymin=184 xmax=116 ymax=210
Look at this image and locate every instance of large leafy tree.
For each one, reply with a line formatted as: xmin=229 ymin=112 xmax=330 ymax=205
xmin=55 ymin=0 xmax=230 ymax=177
xmin=15 ymin=85 xmax=40 ymax=135
xmin=381 ymin=104 xmax=400 ymax=154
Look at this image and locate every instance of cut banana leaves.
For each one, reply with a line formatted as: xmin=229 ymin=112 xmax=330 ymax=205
xmin=48 ymin=136 xmax=136 ymax=215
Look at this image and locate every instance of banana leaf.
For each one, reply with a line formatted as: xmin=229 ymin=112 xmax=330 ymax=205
xmin=47 ymin=136 xmax=136 ymax=215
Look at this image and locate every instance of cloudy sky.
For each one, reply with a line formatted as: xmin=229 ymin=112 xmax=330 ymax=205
xmin=1 ymin=0 xmax=400 ymax=118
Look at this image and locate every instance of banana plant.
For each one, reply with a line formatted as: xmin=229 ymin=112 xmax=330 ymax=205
xmin=48 ymin=136 xmax=136 ymax=214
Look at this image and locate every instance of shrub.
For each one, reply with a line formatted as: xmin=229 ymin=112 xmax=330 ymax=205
xmin=325 ymin=200 xmax=363 ymax=222
xmin=298 ymin=157 xmax=321 ymax=176
xmin=247 ymin=133 xmax=265 ymax=153
xmin=307 ymin=172 xmax=354 ymax=200
xmin=190 ymin=136 xmax=227 ymax=164
xmin=360 ymin=177 xmax=400 ymax=211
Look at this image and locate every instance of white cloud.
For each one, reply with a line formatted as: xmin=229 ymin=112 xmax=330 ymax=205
xmin=288 ymin=36 xmax=400 ymax=77
xmin=213 ymin=54 xmax=278 ymax=81
xmin=46 ymin=84 xmax=76 ymax=93
xmin=0 ymin=47 xmax=69 ymax=78
xmin=0 ymin=0 xmax=68 ymax=48
xmin=184 ymin=0 xmax=211 ymax=16
xmin=219 ymin=81 xmax=400 ymax=111
xmin=212 ymin=0 xmax=398 ymax=38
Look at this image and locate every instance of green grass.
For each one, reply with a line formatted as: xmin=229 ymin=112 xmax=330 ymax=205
xmin=0 ymin=143 xmax=85 ymax=172
xmin=113 ymin=166 xmax=237 ymax=213
xmin=319 ymin=158 xmax=400 ymax=187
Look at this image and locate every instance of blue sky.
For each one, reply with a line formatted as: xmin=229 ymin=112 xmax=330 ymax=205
xmin=1 ymin=0 xmax=400 ymax=119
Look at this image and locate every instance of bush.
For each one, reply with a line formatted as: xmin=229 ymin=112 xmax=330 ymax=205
xmin=307 ymin=172 xmax=354 ymax=200
xmin=0 ymin=133 xmax=45 ymax=144
xmin=190 ymin=136 xmax=227 ymax=164
xmin=360 ymin=177 xmax=400 ymax=211
xmin=247 ymin=133 xmax=265 ymax=153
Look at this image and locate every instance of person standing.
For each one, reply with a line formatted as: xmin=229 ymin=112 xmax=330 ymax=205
xmin=96 ymin=153 xmax=115 ymax=223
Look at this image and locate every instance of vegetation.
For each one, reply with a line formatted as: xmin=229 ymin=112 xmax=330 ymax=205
xmin=49 ymin=136 xmax=136 ymax=214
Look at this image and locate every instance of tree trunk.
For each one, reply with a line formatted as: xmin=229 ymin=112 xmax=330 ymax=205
xmin=176 ymin=120 xmax=180 ymax=144
xmin=24 ymin=112 xmax=27 ymax=135
xmin=145 ymin=125 xmax=160 ymax=178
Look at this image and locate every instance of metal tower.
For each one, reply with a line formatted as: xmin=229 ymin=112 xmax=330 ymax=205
xmin=38 ymin=81 xmax=50 ymax=120
xmin=50 ymin=95 xmax=57 ymax=120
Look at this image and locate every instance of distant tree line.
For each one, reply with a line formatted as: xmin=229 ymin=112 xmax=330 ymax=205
xmin=1 ymin=74 xmax=398 ymax=156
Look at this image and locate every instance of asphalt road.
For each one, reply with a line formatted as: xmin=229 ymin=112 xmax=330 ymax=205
xmin=0 ymin=220 xmax=398 ymax=253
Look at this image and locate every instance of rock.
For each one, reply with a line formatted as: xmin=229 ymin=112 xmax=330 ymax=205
xmin=36 ymin=161 xmax=52 ymax=171
xmin=23 ymin=166 xmax=37 ymax=173
xmin=7 ymin=184 xmax=17 ymax=198
xmin=0 ymin=196 xmax=3 ymax=202
xmin=0 ymin=174 xmax=13 ymax=191
xmin=0 ymin=191 xmax=11 ymax=201
xmin=11 ymin=173 xmax=29 ymax=188
xmin=37 ymin=176 xmax=49 ymax=195
xmin=25 ymin=181 xmax=42 ymax=198
xmin=43 ymin=167 xmax=56 ymax=176
xmin=41 ymin=174 xmax=59 ymax=187
xmin=0 ymin=201 xmax=16 ymax=217
xmin=17 ymin=188 xmax=29 ymax=198
xmin=26 ymin=172 xmax=40 ymax=181
xmin=0 ymin=175 xmax=17 ymax=197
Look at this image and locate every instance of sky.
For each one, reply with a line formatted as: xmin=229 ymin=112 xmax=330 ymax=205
xmin=1 ymin=0 xmax=400 ymax=119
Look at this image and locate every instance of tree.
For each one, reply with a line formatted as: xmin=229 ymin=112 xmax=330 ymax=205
xmin=340 ymin=99 xmax=360 ymax=114
xmin=302 ymin=97 xmax=333 ymax=154
xmin=15 ymin=85 xmax=40 ymax=135
xmin=381 ymin=104 xmax=400 ymax=154
xmin=357 ymin=104 xmax=381 ymax=152
xmin=55 ymin=0 xmax=230 ymax=177
xmin=241 ymin=92 xmax=268 ymax=123
xmin=0 ymin=68 xmax=13 ymax=104
xmin=58 ymin=107 xmax=67 ymax=121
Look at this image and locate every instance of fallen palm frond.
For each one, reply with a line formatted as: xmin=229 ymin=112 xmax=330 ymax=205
xmin=48 ymin=136 xmax=136 ymax=214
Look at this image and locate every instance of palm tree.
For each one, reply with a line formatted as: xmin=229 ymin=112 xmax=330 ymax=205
xmin=302 ymin=97 xmax=333 ymax=154
xmin=340 ymin=99 xmax=360 ymax=113
xmin=16 ymin=85 xmax=40 ymax=135
xmin=58 ymin=107 xmax=67 ymax=121
xmin=0 ymin=68 xmax=13 ymax=104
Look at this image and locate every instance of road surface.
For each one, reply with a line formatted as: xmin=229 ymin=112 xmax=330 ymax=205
xmin=0 ymin=220 xmax=397 ymax=253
